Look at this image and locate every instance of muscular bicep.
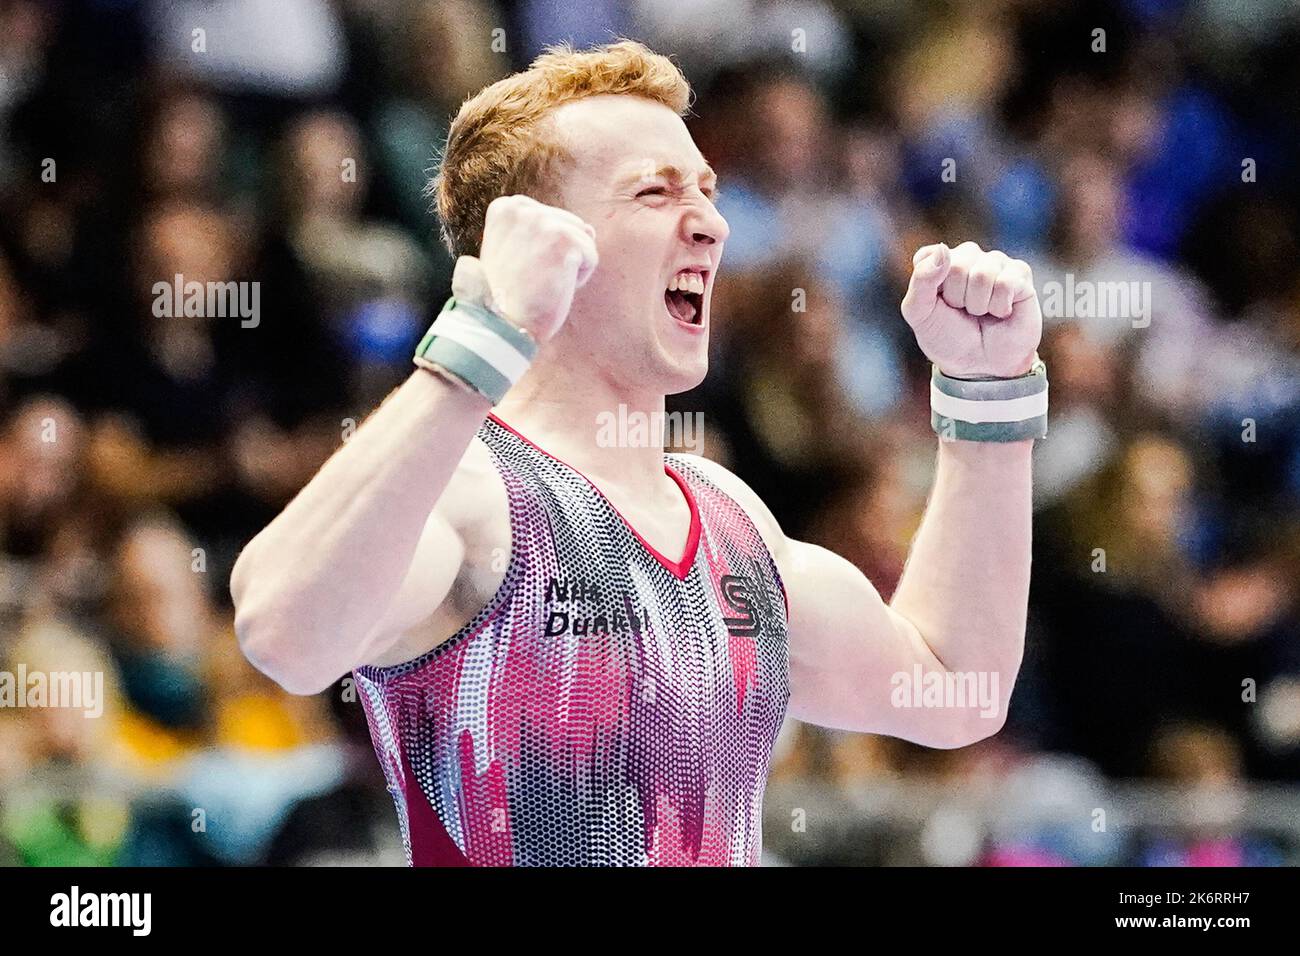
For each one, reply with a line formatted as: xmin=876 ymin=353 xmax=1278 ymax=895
xmin=359 ymin=438 xmax=511 ymax=668
xmin=782 ymin=538 xmax=948 ymax=737
xmin=670 ymin=454 xmax=988 ymax=745
xmin=356 ymin=508 xmax=466 ymax=664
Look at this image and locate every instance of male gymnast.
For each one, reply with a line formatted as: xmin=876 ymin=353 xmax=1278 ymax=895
xmin=230 ymin=40 xmax=1046 ymax=866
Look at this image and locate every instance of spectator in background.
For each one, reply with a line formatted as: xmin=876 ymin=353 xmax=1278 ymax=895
xmin=714 ymin=72 xmax=893 ymax=309
xmin=1140 ymin=721 xmax=1285 ymax=866
xmin=279 ymin=109 xmax=433 ymax=390
xmin=371 ymin=0 xmax=506 ymax=250
xmin=101 ymin=515 xmax=212 ymax=753
xmin=140 ymin=89 xmax=230 ymax=205
xmin=0 ymin=618 xmax=130 ymax=866
xmin=686 ymin=261 xmax=875 ymax=536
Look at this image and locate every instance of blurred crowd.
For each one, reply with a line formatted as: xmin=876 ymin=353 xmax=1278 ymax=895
xmin=1 ymin=0 xmax=1299 ymax=866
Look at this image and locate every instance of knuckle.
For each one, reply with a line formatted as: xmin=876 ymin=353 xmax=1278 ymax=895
xmin=547 ymin=213 xmax=580 ymax=235
xmin=534 ymin=214 xmax=564 ymax=233
xmin=552 ymin=235 xmax=585 ymax=260
xmin=485 ymin=196 xmax=523 ymax=228
xmin=537 ymin=207 xmax=571 ymax=228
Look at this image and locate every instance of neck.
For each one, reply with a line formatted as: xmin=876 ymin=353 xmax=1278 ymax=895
xmin=492 ymin=356 xmax=672 ymax=497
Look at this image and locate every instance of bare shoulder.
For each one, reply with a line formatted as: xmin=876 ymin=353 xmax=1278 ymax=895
xmin=672 ymin=453 xmax=786 ymax=557
xmin=362 ymin=431 xmax=510 ymax=668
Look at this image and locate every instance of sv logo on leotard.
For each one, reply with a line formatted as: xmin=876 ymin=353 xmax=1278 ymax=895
xmin=720 ymin=574 xmax=761 ymax=639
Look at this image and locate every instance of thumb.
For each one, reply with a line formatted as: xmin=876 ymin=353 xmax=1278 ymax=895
xmin=900 ymin=243 xmax=951 ymax=326
xmin=451 ymin=255 xmax=491 ymax=302
xmin=572 ymin=233 xmax=599 ymax=288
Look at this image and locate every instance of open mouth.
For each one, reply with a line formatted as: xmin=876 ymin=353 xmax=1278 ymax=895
xmin=665 ymin=269 xmax=707 ymax=326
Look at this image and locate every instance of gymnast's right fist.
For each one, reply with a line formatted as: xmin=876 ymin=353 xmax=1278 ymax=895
xmin=474 ymin=194 xmax=599 ymax=342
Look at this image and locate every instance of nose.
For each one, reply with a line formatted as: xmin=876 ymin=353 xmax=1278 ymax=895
xmin=682 ymin=196 xmax=730 ymax=247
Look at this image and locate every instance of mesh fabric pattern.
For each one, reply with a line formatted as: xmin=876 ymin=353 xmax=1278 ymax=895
xmin=354 ymin=414 xmax=790 ymax=866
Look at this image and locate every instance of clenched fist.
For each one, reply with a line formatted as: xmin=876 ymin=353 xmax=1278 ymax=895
xmin=473 ymin=194 xmax=599 ymax=342
xmin=900 ymin=241 xmax=1041 ymax=379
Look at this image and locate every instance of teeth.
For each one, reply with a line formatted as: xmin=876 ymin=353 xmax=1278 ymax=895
xmin=669 ymin=270 xmax=705 ymax=295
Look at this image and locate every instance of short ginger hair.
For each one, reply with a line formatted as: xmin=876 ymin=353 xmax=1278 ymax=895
xmin=431 ymin=40 xmax=692 ymax=258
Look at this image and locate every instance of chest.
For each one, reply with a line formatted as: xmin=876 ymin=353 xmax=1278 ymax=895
xmin=485 ymin=562 xmax=789 ymax=740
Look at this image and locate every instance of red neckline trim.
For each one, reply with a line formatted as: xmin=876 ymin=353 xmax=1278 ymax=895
xmin=487 ymin=412 xmax=701 ymax=580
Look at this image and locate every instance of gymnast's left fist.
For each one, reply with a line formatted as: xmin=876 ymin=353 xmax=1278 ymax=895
xmin=900 ymin=241 xmax=1041 ymax=379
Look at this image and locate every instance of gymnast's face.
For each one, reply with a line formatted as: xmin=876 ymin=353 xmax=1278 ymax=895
xmin=546 ymin=94 xmax=729 ymax=396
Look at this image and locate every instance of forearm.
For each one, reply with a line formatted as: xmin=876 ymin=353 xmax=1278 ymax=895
xmin=889 ymin=437 xmax=1032 ymax=683
xmin=230 ymin=368 xmax=489 ymax=690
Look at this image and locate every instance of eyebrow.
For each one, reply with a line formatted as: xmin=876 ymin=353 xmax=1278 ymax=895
xmin=624 ymin=163 xmax=719 ymax=192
